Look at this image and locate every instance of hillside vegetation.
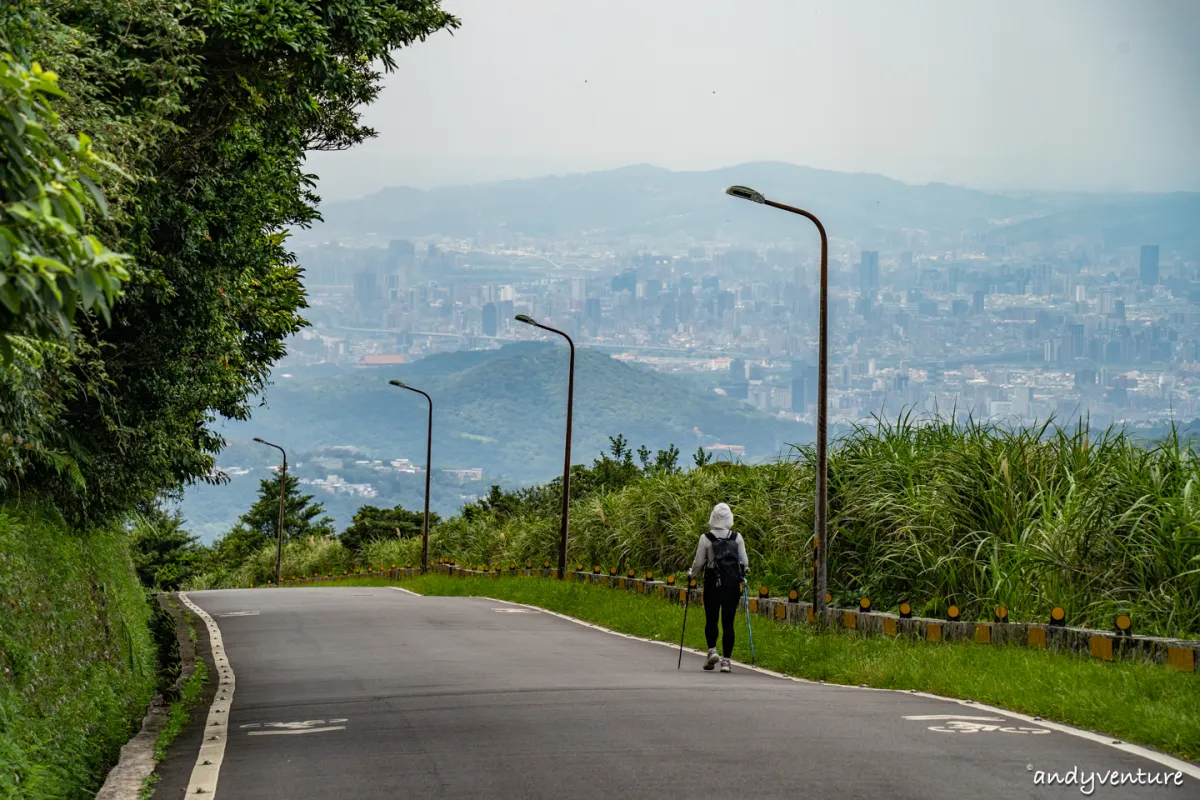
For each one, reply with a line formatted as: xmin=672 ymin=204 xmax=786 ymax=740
xmin=207 ymin=342 xmax=807 ymax=480
xmin=1 ymin=1 xmax=459 ymax=796
xmin=0 ymin=502 xmax=157 ymax=798
xmin=202 ymin=418 xmax=1200 ymax=639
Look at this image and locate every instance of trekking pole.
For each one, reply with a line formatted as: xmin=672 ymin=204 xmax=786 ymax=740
xmin=677 ymin=582 xmax=691 ymax=669
xmin=741 ymin=580 xmax=756 ymax=665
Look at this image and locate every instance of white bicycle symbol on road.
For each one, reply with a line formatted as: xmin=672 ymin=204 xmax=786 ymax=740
xmin=904 ymin=714 xmax=1051 ymax=735
xmin=929 ymin=720 xmax=1051 ymax=734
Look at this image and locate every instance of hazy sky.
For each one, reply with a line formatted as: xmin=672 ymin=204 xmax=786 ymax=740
xmin=306 ymin=0 xmax=1200 ymax=200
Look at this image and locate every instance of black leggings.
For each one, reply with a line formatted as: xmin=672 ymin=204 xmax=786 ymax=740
xmin=703 ymin=574 xmax=741 ymax=657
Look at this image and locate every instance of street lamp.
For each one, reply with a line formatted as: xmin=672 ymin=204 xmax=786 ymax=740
xmin=388 ymin=380 xmax=433 ymax=573
xmin=725 ymin=184 xmax=830 ymax=622
xmin=252 ymin=437 xmax=287 ymax=585
xmin=515 ymin=313 xmax=574 ymax=580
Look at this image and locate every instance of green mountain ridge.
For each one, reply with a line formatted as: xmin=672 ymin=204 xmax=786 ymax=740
xmin=180 ymin=343 xmax=808 ymax=537
xmin=239 ymin=342 xmax=806 ymax=470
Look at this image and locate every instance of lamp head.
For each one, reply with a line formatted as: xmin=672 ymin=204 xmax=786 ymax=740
xmin=514 ymin=314 xmax=537 ymax=326
xmin=726 ymin=185 xmax=766 ymax=204
xmin=253 ymin=437 xmax=265 ymax=443
xmin=388 ymin=379 xmax=406 ymax=388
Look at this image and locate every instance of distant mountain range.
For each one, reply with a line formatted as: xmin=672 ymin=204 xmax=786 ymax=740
xmin=310 ymin=162 xmax=1200 ymax=253
xmin=179 ymin=343 xmax=808 ymax=538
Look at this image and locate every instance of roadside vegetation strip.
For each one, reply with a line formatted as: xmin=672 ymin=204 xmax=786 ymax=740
xmin=194 ymin=420 xmax=1200 ymax=642
xmin=0 ymin=500 xmax=158 ymax=800
xmin=140 ymin=600 xmax=210 ymax=800
xmin=314 ymin=573 xmax=1200 ymax=762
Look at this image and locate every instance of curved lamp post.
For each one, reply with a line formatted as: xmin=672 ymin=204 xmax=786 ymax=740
xmin=515 ymin=313 xmax=574 ymax=580
xmin=252 ymin=437 xmax=287 ymax=585
xmin=389 ymin=380 xmax=433 ymax=574
xmin=725 ymin=185 xmax=830 ymax=621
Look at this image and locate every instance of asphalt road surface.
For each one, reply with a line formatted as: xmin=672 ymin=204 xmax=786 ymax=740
xmin=154 ymin=587 xmax=1198 ymax=799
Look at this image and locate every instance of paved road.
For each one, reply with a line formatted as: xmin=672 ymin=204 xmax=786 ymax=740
xmin=155 ymin=588 xmax=1198 ymax=799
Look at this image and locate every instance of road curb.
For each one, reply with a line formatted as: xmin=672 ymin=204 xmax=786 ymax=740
xmin=269 ymin=567 xmax=1200 ymax=674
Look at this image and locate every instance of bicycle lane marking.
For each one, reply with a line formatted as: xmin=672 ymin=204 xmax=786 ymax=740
xmin=466 ymin=593 xmax=1200 ymax=782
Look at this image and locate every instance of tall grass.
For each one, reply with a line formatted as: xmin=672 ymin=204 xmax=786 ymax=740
xmin=422 ymin=417 xmax=1200 ymax=638
xmin=195 ymin=417 xmax=1200 ymax=637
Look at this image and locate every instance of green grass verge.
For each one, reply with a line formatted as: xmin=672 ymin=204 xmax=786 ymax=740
xmin=152 ymin=633 xmax=207 ymax=761
xmin=0 ymin=499 xmax=158 ymax=799
xmin=288 ymin=574 xmax=1200 ymax=761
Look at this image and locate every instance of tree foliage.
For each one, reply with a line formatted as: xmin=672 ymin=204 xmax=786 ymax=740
xmin=0 ymin=47 xmax=129 ymax=353
xmin=340 ymin=504 xmax=439 ymax=552
xmin=459 ymin=435 xmax=672 ymax=524
xmin=238 ymin=472 xmax=335 ymax=543
xmin=0 ymin=0 xmax=460 ymax=521
xmin=129 ymin=503 xmax=200 ymax=590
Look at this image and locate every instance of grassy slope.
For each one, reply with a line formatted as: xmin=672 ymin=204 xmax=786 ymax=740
xmin=322 ymin=574 xmax=1200 ymax=762
xmin=0 ymin=501 xmax=157 ymax=799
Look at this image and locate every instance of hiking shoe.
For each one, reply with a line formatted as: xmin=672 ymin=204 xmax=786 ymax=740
xmin=719 ymin=658 xmax=732 ymax=673
xmin=703 ymin=648 xmax=719 ymax=670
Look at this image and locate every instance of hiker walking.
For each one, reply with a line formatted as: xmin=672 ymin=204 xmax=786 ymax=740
xmin=687 ymin=502 xmax=748 ymax=673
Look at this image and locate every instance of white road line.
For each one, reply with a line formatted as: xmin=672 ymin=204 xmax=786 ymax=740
xmin=178 ymin=592 xmax=235 ymax=798
xmin=462 ymin=594 xmax=1200 ymax=782
xmin=903 ymin=714 xmax=1007 ymax=722
xmin=389 ymin=586 xmax=422 ymax=597
xmin=247 ymin=727 xmax=346 ymax=736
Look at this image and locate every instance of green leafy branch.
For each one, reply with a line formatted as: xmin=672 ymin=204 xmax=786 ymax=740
xmin=0 ymin=50 xmax=130 ymax=356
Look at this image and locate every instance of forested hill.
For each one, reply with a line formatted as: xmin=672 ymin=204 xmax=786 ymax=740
xmin=214 ymin=343 xmax=808 ymax=482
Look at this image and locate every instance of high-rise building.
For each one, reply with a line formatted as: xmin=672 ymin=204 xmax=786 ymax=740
xmin=353 ymin=271 xmax=380 ymax=313
xmin=856 ymin=294 xmax=874 ymax=321
xmin=481 ymin=303 xmax=498 ymax=337
xmin=660 ymin=300 xmax=676 ymax=329
xmin=717 ymin=290 xmax=736 ymax=317
xmin=790 ymin=377 xmax=807 ymax=411
xmin=858 ymin=251 xmax=880 ymax=294
xmin=972 ymin=290 xmax=986 ymax=315
xmin=388 ymin=239 xmax=415 ymax=263
xmin=729 ymin=358 xmax=746 ymax=380
xmin=611 ymin=269 xmax=637 ymax=294
xmin=1140 ymin=245 xmax=1160 ymax=286
xmin=1065 ymin=323 xmax=1086 ymax=360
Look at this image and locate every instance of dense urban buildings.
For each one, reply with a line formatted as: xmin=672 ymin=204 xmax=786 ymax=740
xmin=280 ymin=228 xmax=1199 ymax=435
